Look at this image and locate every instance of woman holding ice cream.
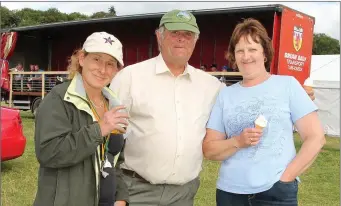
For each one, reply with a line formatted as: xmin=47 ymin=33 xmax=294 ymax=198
xmin=203 ymin=18 xmax=325 ymax=206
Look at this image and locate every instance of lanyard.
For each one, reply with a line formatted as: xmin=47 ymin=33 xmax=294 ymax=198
xmin=86 ymin=94 xmax=110 ymax=162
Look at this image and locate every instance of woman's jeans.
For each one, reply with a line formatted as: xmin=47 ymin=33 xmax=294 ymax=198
xmin=216 ymin=180 xmax=298 ymax=206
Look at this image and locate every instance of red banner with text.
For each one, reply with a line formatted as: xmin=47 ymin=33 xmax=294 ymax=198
xmin=277 ymin=7 xmax=315 ymax=84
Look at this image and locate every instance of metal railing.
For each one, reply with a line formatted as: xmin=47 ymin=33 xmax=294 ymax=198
xmin=8 ymin=71 xmax=69 ymax=107
xmin=207 ymin=72 xmax=243 ymax=85
xmin=7 ymin=71 xmax=242 ymax=107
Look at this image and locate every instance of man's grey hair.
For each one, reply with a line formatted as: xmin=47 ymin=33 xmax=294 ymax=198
xmin=157 ymin=26 xmax=199 ymax=41
xmin=156 ymin=26 xmax=199 ymax=51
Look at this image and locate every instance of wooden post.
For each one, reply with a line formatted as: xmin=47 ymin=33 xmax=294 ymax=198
xmin=199 ymin=39 xmax=203 ymax=66
xmin=41 ymin=73 xmax=45 ymax=98
xmin=148 ymin=35 xmax=153 ymax=58
xmin=48 ymin=39 xmax=52 ymax=71
xmin=213 ymin=36 xmax=217 ymax=63
xmin=20 ymin=76 xmax=24 ymax=92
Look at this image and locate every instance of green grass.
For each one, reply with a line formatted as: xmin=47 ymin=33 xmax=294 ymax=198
xmin=1 ymin=110 xmax=340 ymax=206
xmin=1 ymin=110 xmax=37 ymax=206
xmin=195 ymin=136 xmax=340 ymax=206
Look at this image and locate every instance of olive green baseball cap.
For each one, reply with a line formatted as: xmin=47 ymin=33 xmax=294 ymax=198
xmin=159 ymin=10 xmax=200 ymax=34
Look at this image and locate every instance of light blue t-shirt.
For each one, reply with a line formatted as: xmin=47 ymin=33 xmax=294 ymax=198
xmin=206 ymin=75 xmax=317 ymax=194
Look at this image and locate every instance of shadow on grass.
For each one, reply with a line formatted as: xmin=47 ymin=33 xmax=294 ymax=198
xmin=20 ymin=112 xmax=35 ymax=120
xmin=1 ymin=162 xmax=14 ymax=172
xmin=1 ymin=157 xmax=29 ymax=173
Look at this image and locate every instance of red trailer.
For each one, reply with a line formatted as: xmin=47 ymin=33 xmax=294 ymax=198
xmin=0 ymin=4 xmax=314 ymax=113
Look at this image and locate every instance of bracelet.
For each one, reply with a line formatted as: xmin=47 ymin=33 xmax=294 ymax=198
xmin=232 ymin=136 xmax=239 ymax=149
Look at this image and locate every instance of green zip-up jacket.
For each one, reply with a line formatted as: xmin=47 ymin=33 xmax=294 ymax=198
xmin=33 ymin=73 xmax=129 ymax=206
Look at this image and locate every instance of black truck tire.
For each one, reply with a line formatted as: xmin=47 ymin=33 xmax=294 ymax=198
xmin=31 ymin=97 xmax=42 ymax=117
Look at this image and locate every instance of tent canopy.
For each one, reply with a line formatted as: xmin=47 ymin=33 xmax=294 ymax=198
xmin=310 ymin=55 xmax=340 ymax=137
xmin=310 ymin=55 xmax=340 ymax=82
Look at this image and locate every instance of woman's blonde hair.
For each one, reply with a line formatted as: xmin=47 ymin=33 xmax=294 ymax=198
xmin=66 ymin=49 xmax=88 ymax=79
xmin=66 ymin=49 xmax=123 ymax=79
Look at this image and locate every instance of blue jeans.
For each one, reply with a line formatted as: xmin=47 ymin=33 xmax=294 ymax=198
xmin=216 ymin=180 xmax=298 ymax=206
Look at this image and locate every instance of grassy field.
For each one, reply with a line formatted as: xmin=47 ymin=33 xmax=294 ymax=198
xmin=1 ymin=110 xmax=340 ymax=206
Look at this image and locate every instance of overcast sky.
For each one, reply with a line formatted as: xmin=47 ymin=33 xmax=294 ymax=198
xmin=2 ymin=1 xmax=340 ymax=40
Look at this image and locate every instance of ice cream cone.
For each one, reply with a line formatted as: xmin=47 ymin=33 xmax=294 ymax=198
xmin=255 ymin=124 xmax=265 ymax=130
xmin=254 ymin=115 xmax=267 ymax=130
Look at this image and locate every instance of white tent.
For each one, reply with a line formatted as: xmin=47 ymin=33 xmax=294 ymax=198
xmin=310 ymin=55 xmax=340 ymax=137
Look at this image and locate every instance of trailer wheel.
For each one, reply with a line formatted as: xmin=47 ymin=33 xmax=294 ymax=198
xmin=31 ymin=97 xmax=42 ymax=117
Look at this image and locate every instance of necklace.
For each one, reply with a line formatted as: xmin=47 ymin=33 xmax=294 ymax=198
xmin=88 ymin=95 xmax=105 ymax=108
xmin=87 ymin=94 xmax=110 ymax=167
xmin=90 ymin=100 xmax=104 ymax=108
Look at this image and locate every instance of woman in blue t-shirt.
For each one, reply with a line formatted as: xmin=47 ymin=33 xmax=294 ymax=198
xmin=203 ymin=18 xmax=325 ymax=206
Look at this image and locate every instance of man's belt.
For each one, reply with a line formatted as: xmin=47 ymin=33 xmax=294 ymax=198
xmin=122 ymin=169 xmax=149 ymax=183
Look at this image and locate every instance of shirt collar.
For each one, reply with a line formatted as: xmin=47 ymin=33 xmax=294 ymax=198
xmin=65 ymin=72 xmax=121 ymax=108
xmin=155 ymin=53 xmax=194 ymax=78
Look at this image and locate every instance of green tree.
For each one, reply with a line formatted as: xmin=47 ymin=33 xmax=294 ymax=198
xmin=1 ymin=6 xmax=117 ymax=29
xmin=16 ymin=8 xmax=42 ymax=27
xmin=40 ymin=8 xmax=68 ymax=24
xmin=90 ymin=11 xmax=108 ymax=18
xmin=0 ymin=6 xmax=21 ymax=28
xmin=108 ymin=6 xmax=116 ymax=16
xmin=90 ymin=6 xmax=117 ymax=18
xmin=313 ymin=33 xmax=340 ymax=55
xmin=68 ymin=12 xmax=89 ymax=21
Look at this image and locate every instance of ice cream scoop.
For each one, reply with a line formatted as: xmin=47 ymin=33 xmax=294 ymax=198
xmin=254 ymin=115 xmax=267 ymax=130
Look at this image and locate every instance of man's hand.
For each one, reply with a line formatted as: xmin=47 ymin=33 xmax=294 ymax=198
xmin=114 ymin=200 xmax=126 ymax=206
xmin=304 ymin=87 xmax=315 ymax=101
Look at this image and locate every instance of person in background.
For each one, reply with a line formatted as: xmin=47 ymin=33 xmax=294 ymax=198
xmin=203 ymin=18 xmax=325 ymax=206
xmin=210 ymin=63 xmax=222 ymax=80
xmin=27 ymin=64 xmax=38 ymax=91
xmin=10 ymin=63 xmax=24 ymax=91
xmin=210 ymin=63 xmax=218 ymax=72
xmin=9 ymin=62 xmax=24 ymax=73
xmin=223 ymin=65 xmax=235 ymax=72
xmin=33 ymin=32 xmax=129 ymax=206
xmin=200 ymin=64 xmax=207 ymax=71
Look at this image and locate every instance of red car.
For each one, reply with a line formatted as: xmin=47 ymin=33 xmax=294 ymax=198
xmin=1 ymin=106 xmax=26 ymax=161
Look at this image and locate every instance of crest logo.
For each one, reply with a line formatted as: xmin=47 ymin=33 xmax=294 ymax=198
xmin=176 ymin=11 xmax=191 ymax=21
xmin=293 ymin=26 xmax=303 ymax=52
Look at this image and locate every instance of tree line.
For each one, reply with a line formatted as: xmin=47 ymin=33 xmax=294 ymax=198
xmin=1 ymin=6 xmax=116 ymax=28
xmin=1 ymin=6 xmax=339 ymax=55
